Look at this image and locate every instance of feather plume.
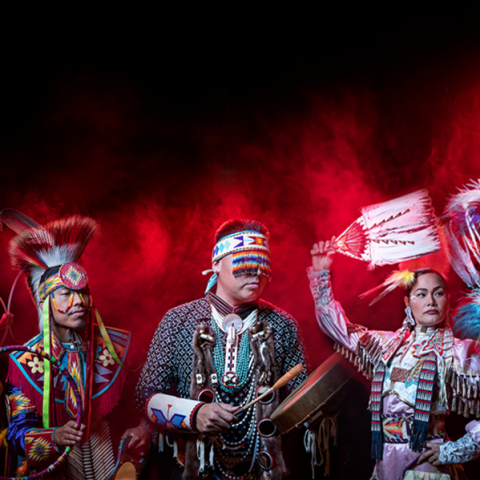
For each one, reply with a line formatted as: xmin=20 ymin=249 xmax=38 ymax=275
xmin=359 ymin=270 xmax=416 ymax=305
xmin=9 ymin=216 xmax=98 ymax=324
xmin=443 ymin=180 xmax=480 ymax=288
xmin=452 ymin=288 xmax=480 ymax=340
xmin=333 ymin=189 xmax=440 ymax=268
xmin=0 ymin=208 xmax=39 ymax=235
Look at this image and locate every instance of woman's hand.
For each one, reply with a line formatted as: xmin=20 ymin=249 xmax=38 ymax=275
xmin=54 ymin=420 xmax=86 ymax=446
xmin=311 ymin=237 xmax=336 ymax=272
xmin=417 ymin=442 xmax=442 ymax=466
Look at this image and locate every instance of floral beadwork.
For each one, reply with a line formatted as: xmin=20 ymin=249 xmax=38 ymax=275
xmin=27 ymin=357 xmax=44 ymax=374
xmin=99 ymin=349 xmax=115 ymax=367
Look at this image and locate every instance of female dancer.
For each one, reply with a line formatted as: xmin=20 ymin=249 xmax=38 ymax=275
xmin=309 ymin=238 xmax=480 ymax=480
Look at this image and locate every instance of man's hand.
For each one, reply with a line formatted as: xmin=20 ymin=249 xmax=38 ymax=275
xmin=122 ymin=426 xmax=151 ymax=460
xmin=417 ymin=442 xmax=442 ymax=467
xmin=54 ymin=420 xmax=86 ymax=446
xmin=311 ymin=237 xmax=336 ymax=272
xmin=195 ymin=403 xmax=238 ymax=434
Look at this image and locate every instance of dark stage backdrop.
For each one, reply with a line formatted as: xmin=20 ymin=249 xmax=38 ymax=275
xmin=1 ymin=4 xmax=480 ymax=479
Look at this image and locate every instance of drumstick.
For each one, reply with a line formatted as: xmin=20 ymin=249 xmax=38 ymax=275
xmin=234 ymin=364 xmax=303 ymax=415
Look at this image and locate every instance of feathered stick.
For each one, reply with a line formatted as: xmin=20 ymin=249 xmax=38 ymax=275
xmin=333 ymin=190 xmax=440 ymax=269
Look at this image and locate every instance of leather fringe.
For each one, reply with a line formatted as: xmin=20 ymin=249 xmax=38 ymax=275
xmin=333 ymin=331 xmax=383 ymax=380
xmin=449 ymin=368 xmax=480 ymax=418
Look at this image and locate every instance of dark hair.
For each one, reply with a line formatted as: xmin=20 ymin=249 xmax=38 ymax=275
xmin=406 ymin=268 xmax=448 ymax=297
xmin=215 ymin=219 xmax=269 ymax=243
xmin=40 ymin=266 xmax=60 ymax=285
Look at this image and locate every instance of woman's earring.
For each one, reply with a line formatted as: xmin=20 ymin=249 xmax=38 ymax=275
xmin=405 ymin=305 xmax=415 ymax=326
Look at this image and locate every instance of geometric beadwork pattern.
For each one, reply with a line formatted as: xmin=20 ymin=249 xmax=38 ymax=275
xmin=59 ymin=262 xmax=88 ymax=290
xmin=212 ymin=231 xmax=270 ymax=263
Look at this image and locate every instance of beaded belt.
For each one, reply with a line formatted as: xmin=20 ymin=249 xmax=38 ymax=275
xmin=382 ymin=415 xmax=447 ymax=444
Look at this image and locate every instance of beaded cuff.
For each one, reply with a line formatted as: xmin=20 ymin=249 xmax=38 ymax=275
xmin=307 ymin=267 xmax=333 ymax=306
xmin=439 ymin=433 xmax=480 ymax=464
xmin=146 ymin=393 xmax=203 ymax=433
xmin=189 ymin=402 xmax=205 ymax=432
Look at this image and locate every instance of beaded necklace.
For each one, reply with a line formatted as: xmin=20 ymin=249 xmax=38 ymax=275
xmin=211 ymin=317 xmax=252 ymax=392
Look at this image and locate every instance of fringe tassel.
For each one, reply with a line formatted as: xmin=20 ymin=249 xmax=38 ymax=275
xmin=158 ymin=431 xmax=164 ymax=453
xmin=91 ymin=365 xmax=128 ymax=420
xmin=333 ymin=332 xmax=384 ymax=380
xmin=448 ymin=369 xmax=480 ymax=418
xmin=371 ymin=430 xmax=383 ymax=460
xmin=409 ymin=422 xmax=429 ymax=452
xmin=197 ymin=438 xmax=205 ymax=472
xmin=304 ymin=429 xmax=319 ymax=479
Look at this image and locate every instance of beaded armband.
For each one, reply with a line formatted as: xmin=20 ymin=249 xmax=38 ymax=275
xmin=439 ymin=433 xmax=480 ymax=464
xmin=146 ymin=393 xmax=204 ymax=433
xmin=307 ymin=267 xmax=333 ymax=306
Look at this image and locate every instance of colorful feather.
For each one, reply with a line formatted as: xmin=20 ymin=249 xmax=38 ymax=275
xmin=360 ymin=269 xmax=416 ymax=305
xmin=452 ymin=288 xmax=480 ymax=340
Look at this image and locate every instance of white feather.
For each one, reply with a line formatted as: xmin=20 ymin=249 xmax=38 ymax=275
xmin=335 ymin=189 xmax=440 ymax=267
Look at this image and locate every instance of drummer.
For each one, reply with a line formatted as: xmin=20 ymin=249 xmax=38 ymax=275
xmin=126 ymin=219 xmax=308 ymax=480
xmin=309 ymin=238 xmax=480 ymax=480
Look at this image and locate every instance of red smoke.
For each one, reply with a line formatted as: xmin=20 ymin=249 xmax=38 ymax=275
xmin=3 ymin=72 xmax=480 ymax=370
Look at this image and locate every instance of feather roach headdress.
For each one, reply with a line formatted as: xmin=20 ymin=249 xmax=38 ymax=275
xmin=9 ymin=215 xmax=97 ymax=319
xmin=333 ymin=189 xmax=440 ymax=269
xmin=6 ymin=213 xmax=128 ymax=435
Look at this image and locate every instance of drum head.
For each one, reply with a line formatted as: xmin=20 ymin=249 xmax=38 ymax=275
xmin=271 ymin=352 xmax=353 ymax=434
xmin=114 ymin=462 xmax=137 ymax=480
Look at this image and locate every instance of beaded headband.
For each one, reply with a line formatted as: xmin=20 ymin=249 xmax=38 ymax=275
xmin=205 ymin=231 xmax=271 ymax=293
xmin=39 ymin=262 xmax=89 ymax=300
xmin=212 ymin=231 xmax=270 ymax=263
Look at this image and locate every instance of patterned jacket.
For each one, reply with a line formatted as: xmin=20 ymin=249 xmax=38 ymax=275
xmin=135 ymin=297 xmax=308 ymax=410
xmin=6 ymin=325 xmax=131 ymax=478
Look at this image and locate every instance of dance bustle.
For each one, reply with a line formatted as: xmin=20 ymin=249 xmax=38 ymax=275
xmin=333 ymin=189 xmax=440 ymax=269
